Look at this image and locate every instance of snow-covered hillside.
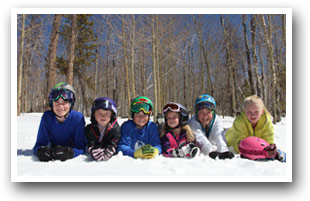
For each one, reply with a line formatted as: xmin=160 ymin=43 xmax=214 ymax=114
xmin=13 ymin=113 xmax=290 ymax=182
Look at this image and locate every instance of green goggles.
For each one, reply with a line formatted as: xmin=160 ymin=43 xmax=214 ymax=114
xmin=132 ymin=102 xmax=152 ymax=114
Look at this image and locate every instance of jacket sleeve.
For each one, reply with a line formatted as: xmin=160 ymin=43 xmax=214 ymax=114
xmin=148 ymin=123 xmax=162 ymax=155
xmin=189 ymin=118 xmax=215 ymax=155
xmin=117 ymin=123 xmax=135 ymax=157
xmin=33 ymin=113 xmax=51 ymax=155
xmin=106 ymin=123 xmax=121 ymax=149
xmin=72 ymin=115 xmax=86 ymax=157
xmin=160 ymin=135 xmax=171 ymax=156
xmin=211 ymin=117 xmax=229 ymax=153
xmin=225 ymin=115 xmax=248 ymax=153
xmin=260 ymin=114 xmax=274 ymax=144
xmin=85 ymin=125 xmax=98 ymax=148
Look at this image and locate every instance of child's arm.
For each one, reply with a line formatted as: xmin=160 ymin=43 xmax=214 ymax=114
xmin=212 ymin=117 xmax=229 ymax=153
xmin=72 ymin=116 xmax=86 ymax=157
xmin=148 ymin=123 xmax=162 ymax=154
xmin=225 ymin=115 xmax=248 ymax=153
xmin=33 ymin=113 xmax=51 ymax=155
xmin=117 ymin=123 xmax=135 ymax=157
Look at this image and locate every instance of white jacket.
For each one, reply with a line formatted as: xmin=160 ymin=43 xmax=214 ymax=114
xmin=188 ymin=114 xmax=228 ymax=155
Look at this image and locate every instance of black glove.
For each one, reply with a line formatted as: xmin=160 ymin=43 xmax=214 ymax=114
xmin=218 ymin=151 xmax=234 ymax=159
xmin=37 ymin=146 xmax=54 ymax=162
xmin=209 ymin=151 xmax=220 ymax=159
xmin=53 ymin=146 xmax=74 ymax=161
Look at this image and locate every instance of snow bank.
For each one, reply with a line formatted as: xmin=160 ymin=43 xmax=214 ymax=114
xmin=14 ymin=113 xmax=290 ymax=182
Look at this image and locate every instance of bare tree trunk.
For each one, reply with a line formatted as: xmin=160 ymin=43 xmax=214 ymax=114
xmin=257 ymin=24 xmax=266 ymax=103
xmin=194 ymin=15 xmax=206 ymax=93
xmin=251 ymin=15 xmax=262 ymax=97
xmin=17 ymin=14 xmax=25 ymax=116
xmin=152 ymin=15 xmax=158 ymax=122
xmin=46 ymin=14 xmax=61 ymax=109
xmin=220 ymin=15 xmax=237 ymax=116
xmin=130 ymin=14 xmax=136 ymax=98
xmin=260 ymin=14 xmax=278 ymax=123
xmin=122 ymin=15 xmax=131 ymax=119
xmin=242 ymin=14 xmax=255 ymax=95
xmin=67 ymin=14 xmax=76 ymax=86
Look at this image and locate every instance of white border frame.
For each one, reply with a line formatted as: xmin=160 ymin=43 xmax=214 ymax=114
xmin=11 ymin=8 xmax=292 ymax=182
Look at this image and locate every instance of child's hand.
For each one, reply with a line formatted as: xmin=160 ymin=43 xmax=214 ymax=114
xmin=37 ymin=146 xmax=54 ymax=162
xmin=53 ymin=146 xmax=74 ymax=161
xmin=134 ymin=145 xmax=159 ymax=159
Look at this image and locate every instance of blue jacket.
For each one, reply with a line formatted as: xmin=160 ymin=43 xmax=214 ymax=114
xmin=33 ymin=110 xmax=86 ymax=157
xmin=117 ymin=120 xmax=162 ymax=158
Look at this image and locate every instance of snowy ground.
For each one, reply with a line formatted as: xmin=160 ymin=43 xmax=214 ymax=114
xmin=13 ymin=113 xmax=290 ymax=182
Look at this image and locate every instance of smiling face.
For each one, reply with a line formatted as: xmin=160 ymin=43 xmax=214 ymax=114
xmin=52 ymin=98 xmax=70 ymax=118
xmin=133 ymin=111 xmax=149 ymax=128
xmin=166 ymin=111 xmax=180 ymax=129
xmin=94 ymin=109 xmax=112 ymax=127
xmin=245 ymin=103 xmax=264 ymax=127
xmin=197 ymin=108 xmax=213 ymax=128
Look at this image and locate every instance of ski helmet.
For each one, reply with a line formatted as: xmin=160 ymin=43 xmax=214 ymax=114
xmin=91 ymin=97 xmax=117 ymax=124
xmin=131 ymin=96 xmax=153 ymax=116
xmin=239 ymin=136 xmax=277 ymax=160
xmin=48 ymin=82 xmax=76 ymax=110
xmin=162 ymin=102 xmax=189 ymax=127
xmin=194 ymin=94 xmax=216 ymax=111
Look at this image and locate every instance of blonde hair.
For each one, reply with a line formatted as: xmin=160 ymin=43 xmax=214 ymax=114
xmin=244 ymin=95 xmax=270 ymax=115
xmin=160 ymin=124 xmax=195 ymax=142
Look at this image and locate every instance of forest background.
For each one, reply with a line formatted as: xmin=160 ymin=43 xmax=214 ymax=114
xmin=16 ymin=13 xmax=286 ymax=122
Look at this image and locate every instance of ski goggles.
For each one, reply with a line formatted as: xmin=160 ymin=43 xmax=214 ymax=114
xmin=50 ymin=88 xmax=73 ymax=102
xmin=163 ymin=103 xmax=180 ymax=113
xmin=196 ymin=101 xmax=215 ymax=111
xmin=263 ymin=144 xmax=277 ymax=158
xmin=132 ymin=102 xmax=152 ymax=114
xmin=92 ymin=99 xmax=117 ymax=114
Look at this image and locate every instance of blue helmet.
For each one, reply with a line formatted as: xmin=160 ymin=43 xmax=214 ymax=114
xmin=194 ymin=94 xmax=216 ymax=111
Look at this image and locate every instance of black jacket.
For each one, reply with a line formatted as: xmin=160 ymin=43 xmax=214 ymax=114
xmin=85 ymin=120 xmax=121 ymax=150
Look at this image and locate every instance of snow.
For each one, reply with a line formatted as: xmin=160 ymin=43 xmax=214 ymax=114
xmin=13 ymin=113 xmax=291 ymax=182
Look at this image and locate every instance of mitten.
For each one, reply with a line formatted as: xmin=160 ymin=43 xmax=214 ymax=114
xmin=209 ymin=151 xmax=219 ymax=159
xmin=103 ymin=146 xmax=116 ymax=159
xmin=37 ymin=146 xmax=54 ymax=162
xmin=91 ymin=146 xmax=116 ymax=161
xmin=218 ymin=151 xmax=234 ymax=159
xmin=53 ymin=146 xmax=74 ymax=161
xmin=134 ymin=144 xmax=159 ymax=159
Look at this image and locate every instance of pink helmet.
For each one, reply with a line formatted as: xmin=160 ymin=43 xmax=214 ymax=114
xmin=239 ymin=137 xmax=277 ymax=160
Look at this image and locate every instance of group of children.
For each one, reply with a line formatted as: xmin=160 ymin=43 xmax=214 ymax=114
xmin=33 ymin=82 xmax=286 ymax=162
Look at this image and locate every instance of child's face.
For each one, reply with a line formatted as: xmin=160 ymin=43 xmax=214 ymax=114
xmin=133 ymin=111 xmax=149 ymax=128
xmin=197 ymin=108 xmax=213 ymax=128
xmin=95 ymin=109 xmax=112 ymax=127
xmin=52 ymin=98 xmax=70 ymax=117
xmin=166 ymin=111 xmax=180 ymax=128
xmin=245 ymin=103 xmax=264 ymax=125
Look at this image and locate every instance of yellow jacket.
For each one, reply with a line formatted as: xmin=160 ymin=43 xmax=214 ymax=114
xmin=225 ymin=111 xmax=274 ymax=153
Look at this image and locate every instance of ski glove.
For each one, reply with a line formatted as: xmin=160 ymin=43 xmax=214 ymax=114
xmin=218 ymin=151 xmax=234 ymax=159
xmin=209 ymin=151 xmax=234 ymax=160
xmin=37 ymin=146 xmax=54 ymax=162
xmin=275 ymin=149 xmax=286 ymax=163
xmin=169 ymin=142 xmax=200 ymax=158
xmin=53 ymin=146 xmax=74 ymax=161
xmin=134 ymin=144 xmax=159 ymax=159
xmin=209 ymin=151 xmax=220 ymax=159
xmin=91 ymin=146 xmax=116 ymax=161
